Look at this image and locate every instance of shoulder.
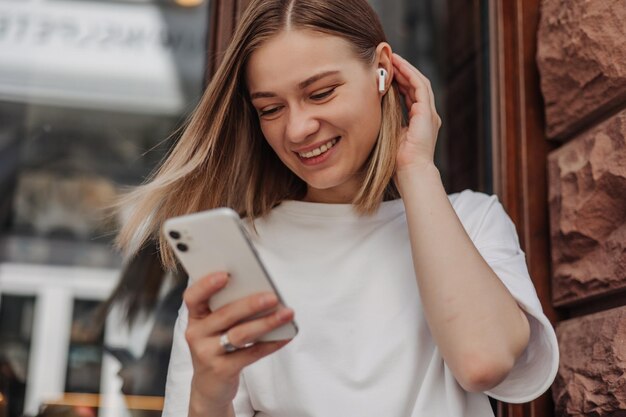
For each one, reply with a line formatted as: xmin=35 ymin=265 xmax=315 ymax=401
xmin=447 ymin=189 xmax=518 ymax=246
xmin=448 ymin=189 xmax=498 ymax=212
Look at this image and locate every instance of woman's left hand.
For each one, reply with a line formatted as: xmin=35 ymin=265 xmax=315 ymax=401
xmin=391 ymin=53 xmax=442 ymax=174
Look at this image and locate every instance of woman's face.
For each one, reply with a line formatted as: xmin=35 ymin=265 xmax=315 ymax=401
xmin=246 ymin=29 xmax=383 ymax=203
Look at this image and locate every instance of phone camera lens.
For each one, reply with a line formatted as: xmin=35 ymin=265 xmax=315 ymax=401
xmin=176 ymin=243 xmax=188 ymax=252
xmin=169 ymin=231 xmax=181 ymax=239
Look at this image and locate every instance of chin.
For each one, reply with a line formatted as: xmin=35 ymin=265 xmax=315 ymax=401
xmin=301 ymin=174 xmax=343 ymax=190
xmin=303 ymin=179 xmax=355 ymax=198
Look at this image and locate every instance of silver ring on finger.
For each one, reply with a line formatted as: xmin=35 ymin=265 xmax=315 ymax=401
xmin=219 ymin=332 xmax=239 ymax=353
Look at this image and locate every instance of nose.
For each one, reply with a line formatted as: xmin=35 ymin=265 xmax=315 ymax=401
xmin=284 ymin=105 xmax=320 ymax=144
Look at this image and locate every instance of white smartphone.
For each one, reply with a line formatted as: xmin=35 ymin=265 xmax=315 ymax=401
xmin=163 ymin=208 xmax=298 ymax=341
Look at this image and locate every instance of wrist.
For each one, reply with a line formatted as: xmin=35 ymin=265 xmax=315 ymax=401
xmin=189 ymin=399 xmax=233 ymax=417
xmin=189 ymin=384 xmax=234 ymax=417
xmin=394 ymin=162 xmax=441 ymax=193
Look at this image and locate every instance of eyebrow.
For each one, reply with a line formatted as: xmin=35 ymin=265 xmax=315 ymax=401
xmin=249 ymin=70 xmax=340 ymax=100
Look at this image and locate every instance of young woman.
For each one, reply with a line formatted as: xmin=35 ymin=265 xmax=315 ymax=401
xmin=116 ymin=0 xmax=559 ymax=416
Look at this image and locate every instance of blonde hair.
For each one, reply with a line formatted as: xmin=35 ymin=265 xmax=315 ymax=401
xmin=116 ymin=0 xmax=405 ymax=268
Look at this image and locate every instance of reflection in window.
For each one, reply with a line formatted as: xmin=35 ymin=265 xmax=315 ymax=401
xmin=65 ymin=300 xmax=104 ymax=395
xmin=0 ymin=295 xmax=36 ymax=417
xmin=0 ymin=0 xmax=210 ymax=268
xmin=0 ymin=0 xmax=210 ymax=415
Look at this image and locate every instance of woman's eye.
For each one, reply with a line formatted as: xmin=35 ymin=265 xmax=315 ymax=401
xmin=310 ymin=88 xmax=336 ymax=101
xmin=259 ymin=107 xmax=281 ymax=117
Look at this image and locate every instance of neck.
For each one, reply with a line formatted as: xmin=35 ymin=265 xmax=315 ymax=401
xmin=302 ymin=181 xmax=360 ymax=204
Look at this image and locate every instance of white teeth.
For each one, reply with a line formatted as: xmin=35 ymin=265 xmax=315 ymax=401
xmin=298 ymin=138 xmax=338 ymax=159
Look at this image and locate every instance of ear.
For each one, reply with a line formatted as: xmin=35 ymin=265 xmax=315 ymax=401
xmin=375 ymin=42 xmax=393 ymax=93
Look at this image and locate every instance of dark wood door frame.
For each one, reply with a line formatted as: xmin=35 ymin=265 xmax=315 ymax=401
xmin=206 ymin=0 xmax=251 ymax=81
xmin=489 ymin=0 xmax=561 ymax=416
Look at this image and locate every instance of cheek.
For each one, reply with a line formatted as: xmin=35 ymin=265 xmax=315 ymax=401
xmin=325 ymin=88 xmax=378 ymax=127
xmin=344 ymin=92 xmax=382 ymax=143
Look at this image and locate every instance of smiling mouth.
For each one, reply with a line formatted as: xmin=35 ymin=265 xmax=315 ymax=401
xmin=296 ymin=137 xmax=340 ymax=159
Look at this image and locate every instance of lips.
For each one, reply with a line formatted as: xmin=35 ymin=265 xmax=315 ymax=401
xmin=294 ymin=136 xmax=341 ymax=159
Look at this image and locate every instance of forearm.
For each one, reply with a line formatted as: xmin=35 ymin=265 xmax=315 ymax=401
xmin=189 ymin=394 xmax=235 ymax=417
xmin=189 ymin=407 xmax=235 ymax=417
xmin=189 ymin=406 xmax=235 ymax=417
xmin=396 ymin=163 xmax=530 ymax=391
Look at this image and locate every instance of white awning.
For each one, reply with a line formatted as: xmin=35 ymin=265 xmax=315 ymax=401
xmin=0 ymin=0 xmax=208 ymax=115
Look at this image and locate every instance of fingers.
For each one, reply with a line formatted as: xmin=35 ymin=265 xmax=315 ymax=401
xmin=185 ymin=282 xmax=294 ymax=350
xmin=201 ymin=292 xmax=282 ymax=336
xmin=227 ymin=340 xmax=292 ymax=369
xmin=187 ymin=304 xmax=294 ymax=357
xmin=184 ymin=272 xmax=229 ymax=319
xmin=392 ymin=53 xmax=441 ymax=125
xmin=221 ymin=306 xmax=294 ymax=350
xmin=191 ymin=339 xmax=291 ymax=381
xmin=393 ymin=70 xmax=414 ymax=111
xmin=392 ymin=54 xmax=431 ymax=109
xmin=182 ymin=276 xmax=296 ymax=401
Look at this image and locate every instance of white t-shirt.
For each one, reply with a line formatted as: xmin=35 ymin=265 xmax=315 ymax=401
xmin=162 ymin=189 xmax=559 ymax=417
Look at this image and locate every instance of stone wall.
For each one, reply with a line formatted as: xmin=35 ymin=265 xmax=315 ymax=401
xmin=537 ymin=0 xmax=626 ymax=140
xmin=553 ymin=306 xmax=626 ymax=417
xmin=548 ymin=111 xmax=626 ymax=307
xmin=538 ymin=0 xmax=626 ymax=416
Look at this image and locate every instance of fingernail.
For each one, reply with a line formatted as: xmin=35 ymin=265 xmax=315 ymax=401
xmin=276 ymin=308 xmax=293 ymax=321
xmin=259 ymin=293 xmax=277 ymax=307
xmin=211 ymin=273 xmax=228 ymax=286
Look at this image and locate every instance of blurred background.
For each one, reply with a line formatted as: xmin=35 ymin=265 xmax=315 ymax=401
xmin=0 ymin=0 xmax=491 ymax=416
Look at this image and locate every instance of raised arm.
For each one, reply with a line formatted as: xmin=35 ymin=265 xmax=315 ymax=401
xmin=391 ymin=53 xmax=530 ymax=393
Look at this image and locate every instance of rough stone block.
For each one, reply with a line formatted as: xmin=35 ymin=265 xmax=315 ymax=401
xmin=548 ymin=110 xmax=626 ymax=306
xmin=552 ymin=306 xmax=626 ymax=417
xmin=537 ymin=0 xmax=626 ymax=140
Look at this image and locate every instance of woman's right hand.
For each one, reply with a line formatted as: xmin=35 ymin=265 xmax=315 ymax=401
xmin=184 ymin=271 xmax=294 ymax=416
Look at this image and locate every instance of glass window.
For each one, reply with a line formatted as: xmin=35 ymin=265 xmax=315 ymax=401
xmin=0 ymin=0 xmax=210 ymax=415
xmin=65 ymin=300 xmax=104 ymax=395
xmin=0 ymin=0 xmax=210 ymax=267
xmin=0 ymin=295 xmax=36 ymax=417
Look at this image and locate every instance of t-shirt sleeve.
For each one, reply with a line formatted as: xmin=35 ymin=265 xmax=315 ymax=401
xmin=456 ymin=190 xmax=559 ymax=403
xmin=161 ymin=303 xmax=255 ymax=417
xmin=233 ymin=373 xmax=255 ymax=417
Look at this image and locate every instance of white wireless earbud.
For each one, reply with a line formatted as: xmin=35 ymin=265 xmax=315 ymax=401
xmin=377 ymin=68 xmax=388 ymax=92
